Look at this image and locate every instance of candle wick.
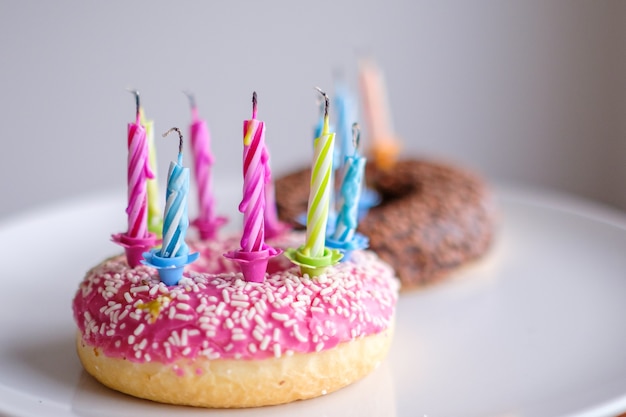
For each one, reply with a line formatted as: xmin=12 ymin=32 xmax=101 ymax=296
xmin=352 ymin=123 xmax=360 ymax=153
xmin=314 ymin=87 xmax=329 ymax=118
xmin=163 ymin=127 xmax=184 ymax=157
xmin=252 ymin=91 xmax=258 ymax=119
xmin=183 ymin=90 xmax=197 ymax=110
xmin=128 ymin=89 xmax=140 ymax=119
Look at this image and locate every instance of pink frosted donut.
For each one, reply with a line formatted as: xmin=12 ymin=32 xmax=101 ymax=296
xmin=72 ymin=232 xmax=399 ymax=408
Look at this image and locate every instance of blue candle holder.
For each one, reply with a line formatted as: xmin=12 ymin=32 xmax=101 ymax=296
xmin=142 ymin=249 xmax=199 ymax=286
xmin=325 ymin=232 xmax=369 ymax=262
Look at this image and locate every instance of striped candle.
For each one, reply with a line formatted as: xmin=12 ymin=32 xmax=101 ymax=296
xmin=304 ymin=89 xmax=336 ymax=257
xmin=160 ymin=128 xmax=191 ymax=258
xmin=239 ymin=92 xmax=267 ymax=252
xmin=126 ymin=107 xmax=154 ymax=239
xmin=334 ymin=81 xmax=356 ymax=169
xmin=333 ymin=124 xmax=366 ymax=242
xmin=140 ymin=108 xmax=163 ymax=236
xmin=188 ymin=101 xmax=217 ymax=225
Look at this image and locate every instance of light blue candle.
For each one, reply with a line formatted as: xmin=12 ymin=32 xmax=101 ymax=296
xmin=334 ymin=81 xmax=357 ymax=170
xmin=161 ymin=131 xmax=191 ymax=258
xmin=333 ymin=149 xmax=366 ymax=243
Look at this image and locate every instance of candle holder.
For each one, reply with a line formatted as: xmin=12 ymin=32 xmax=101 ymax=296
xmin=112 ymin=232 xmax=158 ymax=268
xmin=325 ymin=233 xmax=369 ymax=262
xmin=224 ymin=246 xmax=282 ymax=283
xmin=192 ymin=216 xmax=228 ymax=240
xmin=284 ymin=246 xmax=343 ymax=278
xmin=142 ymin=249 xmax=199 ymax=286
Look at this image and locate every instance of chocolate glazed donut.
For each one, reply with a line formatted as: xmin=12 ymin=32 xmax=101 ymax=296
xmin=275 ymin=159 xmax=496 ymax=288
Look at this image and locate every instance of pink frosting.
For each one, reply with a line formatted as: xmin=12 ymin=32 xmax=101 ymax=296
xmin=72 ymin=232 xmax=398 ymax=366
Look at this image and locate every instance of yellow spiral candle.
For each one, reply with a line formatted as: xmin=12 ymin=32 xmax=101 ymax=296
xmin=140 ymin=108 xmax=163 ymax=236
xmin=303 ymin=90 xmax=336 ymax=258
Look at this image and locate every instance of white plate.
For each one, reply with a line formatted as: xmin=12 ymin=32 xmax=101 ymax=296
xmin=1 ymin=184 xmax=626 ymax=417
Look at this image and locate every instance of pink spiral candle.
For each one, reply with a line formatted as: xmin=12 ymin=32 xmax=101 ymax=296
xmin=126 ymin=111 xmax=154 ymax=238
xmin=189 ymin=105 xmax=216 ymax=223
xmin=238 ymin=92 xmax=267 ymax=252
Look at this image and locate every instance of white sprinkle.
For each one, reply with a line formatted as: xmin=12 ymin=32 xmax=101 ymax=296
xmin=231 ymin=300 xmax=250 ymax=308
xmin=232 ymin=333 xmax=246 ymax=341
xmin=215 ymin=302 xmax=226 ymax=316
xmin=138 ymin=338 xmax=147 ymax=350
xmin=174 ymin=313 xmax=193 ymax=321
xmin=149 ymin=285 xmax=159 ymax=296
xmin=292 ymin=325 xmax=308 ymax=343
xmin=273 ymin=328 xmax=281 ymax=342
xmin=128 ymin=335 xmax=135 ymax=345
xmin=254 ymin=315 xmax=267 ymax=328
xmin=181 ymin=329 xmax=189 ymax=346
xmin=284 ymin=319 xmax=296 ymax=328
xmin=188 ymin=329 xmax=201 ymax=337
xmin=225 ymin=318 xmax=234 ymax=329
xmin=316 ymin=342 xmax=324 ymax=352
xmin=248 ymin=343 xmax=257 ymax=353
xmin=182 ymin=347 xmax=191 ymax=356
xmin=271 ymin=312 xmax=289 ymax=321
xmin=177 ymin=293 xmax=190 ymax=301
xmin=130 ymin=285 xmax=149 ymax=294
xmin=176 ymin=303 xmax=192 ymax=311
xmin=165 ymin=343 xmax=172 ymax=359
xmin=311 ymin=306 xmax=324 ymax=314
xmin=260 ymin=335 xmax=271 ymax=351
xmin=273 ymin=343 xmax=282 ymax=358
xmin=222 ymin=289 xmax=231 ymax=304
xmin=252 ymin=329 xmax=264 ymax=342
xmin=123 ymin=292 xmax=133 ymax=303
xmin=134 ymin=323 xmax=145 ymax=336
xmin=232 ymin=293 xmax=249 ymax=301
xmin=134 ymin=351 xmax=142 ymax=359
xmin=291 ymin=301 xmax=306 ymax=308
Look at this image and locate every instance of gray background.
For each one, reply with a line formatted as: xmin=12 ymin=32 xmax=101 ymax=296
xmin=1 ymin=0 xmax=625 ymax=221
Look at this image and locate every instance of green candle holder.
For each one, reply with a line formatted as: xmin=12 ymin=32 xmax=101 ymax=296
xmin=284 ymin=246 xmax=343 ymax=277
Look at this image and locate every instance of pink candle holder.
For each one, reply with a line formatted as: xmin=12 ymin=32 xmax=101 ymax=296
xmin=192 ymin=216 xmax=228 ymax=240
xmin=224 ymin=246 xmax=282 ymax=283
xmin=111 ymin=232 xmax=158 ymax=268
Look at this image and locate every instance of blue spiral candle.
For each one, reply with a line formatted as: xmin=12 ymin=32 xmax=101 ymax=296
xmin=161 ymin=151 xmax=190 ymax=258
xmin=142 ymin=127 xmax=198 ymax=286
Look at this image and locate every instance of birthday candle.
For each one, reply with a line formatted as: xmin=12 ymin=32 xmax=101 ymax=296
xmin=160 ymin=128 xmax=191 ymax=258
xmin=334 ymin=81 xmax=357 ymax=169
xmin=140 ymin=108 xmax=163 ymax=236
xmin=239 ymin=92 xmax=267 ymax=252
xmin=333 ymin=123 xmax=366 ymax=242
xmin=186 ymin=95 xmax=217 ymax=226
xmin=303 ymin=89 xmax=336 ymax=257
xmin=126 ymin=93 xmax=154 ymax=239
xmin=359 ymin=59 xmax=401 ymax=169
